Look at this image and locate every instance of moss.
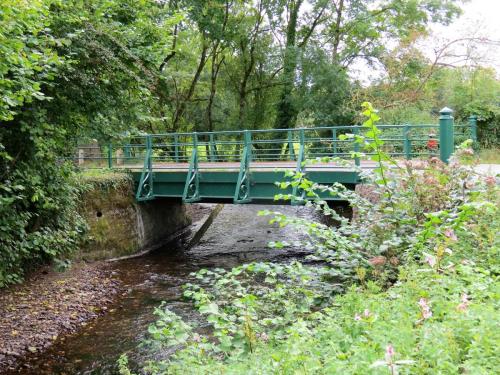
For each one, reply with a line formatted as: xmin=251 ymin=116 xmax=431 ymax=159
xmin=75 ymin=171 xmax=140 ymax=260
xmin=74 ymin=170 xmax=189 ymax=261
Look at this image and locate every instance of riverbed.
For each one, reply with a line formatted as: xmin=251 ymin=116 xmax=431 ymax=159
xmin=7 ymin=204 xmax=321 ymax=374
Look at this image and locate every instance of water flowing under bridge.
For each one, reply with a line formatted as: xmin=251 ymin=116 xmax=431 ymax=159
xmin=73 ymin=109 xmax=477 ymax=204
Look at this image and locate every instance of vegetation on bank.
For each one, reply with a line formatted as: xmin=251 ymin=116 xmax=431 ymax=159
xmin=120 ymin=104 xmax=499 ymax=374
xmin=0 ymin=168 xmax=131 ymax=287
xmin=1 ymin=0 xmax=499 ymax=286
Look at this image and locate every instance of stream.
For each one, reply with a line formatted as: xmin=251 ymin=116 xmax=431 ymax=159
xmin=12 ymin=204 xmax=325 ymax=374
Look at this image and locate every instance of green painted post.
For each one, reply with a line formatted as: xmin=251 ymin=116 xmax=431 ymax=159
xmin=332 ymin=128 xmax=338 ymax=155
xmin=209 ymin=134 xmax=217 ymax=162
xmin=244 ymin=130 xmax=252 ymax=162
xmin=287 ymin=130 xmax=295 ymax=160
xmin=353 ymin=127 xmax=360 ymax=167
xmin=439 ymin=107 xmax=454 ymax=163
xmin=146 ymin=135 xmax=152 ymax=171
xmin=468 ymin=115 xmax=478 ymax=148
xmin=403 ymin=124 xmax=412 ymax=159
xmin=299 ymin=129 xmax=305 ymax=159
xmin=124 ymin=144 xmax=130 ymax=159
xmin=108 ymin=143 xmax=113 ymax=168
xmin=174 ymin=134 xmax=179 ymax=162
xmin=193 ymin=132 xmax=198 ymax=150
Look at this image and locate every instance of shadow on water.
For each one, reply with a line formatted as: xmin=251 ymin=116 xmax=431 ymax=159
xmin=12 ymin=204 xmax=331 ymax=374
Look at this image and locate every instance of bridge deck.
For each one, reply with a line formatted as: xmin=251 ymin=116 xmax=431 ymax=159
xmin=129 ymin=160 xmax=377 ymax=203
xmin=121 ymin=160 xmax=378 ymax=172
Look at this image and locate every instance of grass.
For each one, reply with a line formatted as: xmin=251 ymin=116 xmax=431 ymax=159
xmin=478 ymin=148 xmax=500 ymax=164
xmin=77 ymin=169 xmax=132 ymax=189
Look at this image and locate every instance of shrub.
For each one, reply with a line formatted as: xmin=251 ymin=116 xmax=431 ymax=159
xmin=120 ymin=103 xmax=499 ymax=374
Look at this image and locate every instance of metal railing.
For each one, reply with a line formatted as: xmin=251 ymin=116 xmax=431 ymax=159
xmin=64 ymin=108 xmax=478 ymax=201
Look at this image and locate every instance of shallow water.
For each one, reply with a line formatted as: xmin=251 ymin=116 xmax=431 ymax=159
xmin=13 ymin=204 xmax=323 ymax=374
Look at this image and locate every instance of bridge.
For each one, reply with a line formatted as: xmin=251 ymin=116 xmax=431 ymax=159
xmin=73 ymin=109 xmax=477 ymax=204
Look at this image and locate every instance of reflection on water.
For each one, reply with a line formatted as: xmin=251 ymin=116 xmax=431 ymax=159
xmin=13 ymin=204 xmax=324 ymax=374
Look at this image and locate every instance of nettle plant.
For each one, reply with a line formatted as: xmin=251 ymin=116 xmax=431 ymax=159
xmin=122 ymin=103 xmax=498 ymax=373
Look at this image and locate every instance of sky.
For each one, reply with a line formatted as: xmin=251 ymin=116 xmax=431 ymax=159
xmin=427 ymin=0 xmax=500 ymax=70
xmin=351 ymin=0 xmax=500 ymax=84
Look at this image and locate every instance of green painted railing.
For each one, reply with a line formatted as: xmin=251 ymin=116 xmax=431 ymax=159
xmin=68 ymin=107 xmax=478 ymax=201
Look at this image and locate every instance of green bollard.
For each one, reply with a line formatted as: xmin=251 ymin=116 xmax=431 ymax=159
xmin=439 ymin=107 xmax=454 ymax=163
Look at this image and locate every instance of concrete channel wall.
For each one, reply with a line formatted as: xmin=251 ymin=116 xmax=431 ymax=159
xmin=76 ymin=175 xmax=190 ymax=261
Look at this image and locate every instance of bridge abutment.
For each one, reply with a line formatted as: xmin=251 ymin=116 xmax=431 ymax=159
xmin=75 ymin=174 xmax=190 ymax=261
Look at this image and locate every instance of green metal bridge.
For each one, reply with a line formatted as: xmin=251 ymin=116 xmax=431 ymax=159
xmin=73 ymin=109 xmax=477 ymax=204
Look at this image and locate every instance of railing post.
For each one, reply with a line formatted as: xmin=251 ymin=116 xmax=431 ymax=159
xmin=136 ymin=134 xmax=154 ymax=201
xmin=193 ymin=132 xmax=198 ymax=153
xmin=209 ymin=133 xmax=217 ymax=162
xmin=332 ymin=128 xmax=337 ymax=156
xmin=146 ymin=135 xmax=152 ymax=171
xmin=287 ymin=130 xmax=295 ymax=161
xmin=291 ymin=129 xmax=306 ymax=203
xmin=295 ymin=129 xmax=305 ymax=171
xmin=468 ymin=115 xmax=478 ymax=148
xmin=108 ymin=143 xmax=113 ymax=168
xmin=403 ymin=124 xmax=412 ymax=159
xmin=234 ymin=130 xmax=252 ymax=203
xmin=182 ymin=132 xmax=200 ymax=202
xmin=353 ymin=126 xmax=360 ymax=167
xmin=124 ymin=144 xmax=131 ymax=159
xmin=174 ymin=134 xmax=179 ymax=162
xmin=439 ymin=107 xmax=454 ymax=163
xmin=244 ymin=130 xmax=252 ymax=161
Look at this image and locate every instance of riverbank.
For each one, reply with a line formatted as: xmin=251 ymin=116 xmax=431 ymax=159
xmin=0 ymin=203 xmax=219 ymax=373
xmin=0 ymin=263 xmax=120 ymax=372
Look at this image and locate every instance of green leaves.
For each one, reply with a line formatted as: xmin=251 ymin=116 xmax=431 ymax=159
xmin=0 ymin=0 xmax=65 ymax=121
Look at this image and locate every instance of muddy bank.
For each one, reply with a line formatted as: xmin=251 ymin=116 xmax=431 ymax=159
xmin=0 ymin=263 xmax=120 ymax=372
xmin=0 ymin=203 xmax=217 ymax=373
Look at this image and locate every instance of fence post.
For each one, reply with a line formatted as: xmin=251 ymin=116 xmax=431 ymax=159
xmin=209 ymin=133 xmax=217 ymax=162
xmin=403 ymin=124 xmax=412 ymax=159
xmin=439 ymin=107 xmax=454 ymax=163
xmin=353 ymin=126 xmax=360 ymax=167
xmin=468 ymin=115 xmax=478 ymax=148
xmin=146 ymin=135 xmax=152 ymax=171
xmin=107 ymin=143 xmax=113 ymax=168
xmin=244 ymin=130 xmax=252 ymax=162
xmin=174 ymin=134 xmax=179 ymax=162
xmin=287 ymin=130 xmax=295 ymax=161
xmin=332 ymin=128 xmax=338 ymax=156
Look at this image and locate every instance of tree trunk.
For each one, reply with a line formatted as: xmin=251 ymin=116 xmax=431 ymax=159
xmin=172 ymin=37 xmax=209 ymax=131
xmin=275 ymin=0 xmax=302 ymax=129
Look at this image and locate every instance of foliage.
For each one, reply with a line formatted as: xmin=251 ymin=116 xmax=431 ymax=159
xmin=78 ymin=169 xmax=133 ymax=191
xmin=0 ymin=0 xmax=495 ymax=288
xmin=0 ymin=161 xmax=86 ymax=286
xmin=122 ymin=103 xmax=499 ymax=373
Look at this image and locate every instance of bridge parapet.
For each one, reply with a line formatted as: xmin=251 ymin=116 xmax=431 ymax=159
xmin=67 ymin=113 xmax=476 ymax=203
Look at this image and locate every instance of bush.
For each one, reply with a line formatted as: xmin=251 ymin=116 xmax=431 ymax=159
xmin=0 ymin=161 xmax=86 ymax=286
xmin=121 ymin=103 xmax=499 ymax=374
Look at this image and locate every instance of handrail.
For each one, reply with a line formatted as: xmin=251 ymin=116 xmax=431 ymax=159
xmin=71 ymin=113 xmax=478 ymax=189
